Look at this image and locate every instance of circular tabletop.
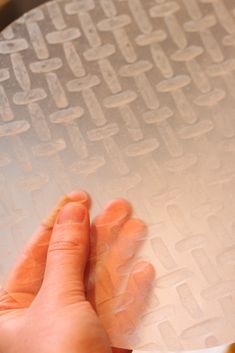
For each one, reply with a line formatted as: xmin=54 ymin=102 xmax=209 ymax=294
xmin=0 ymin=0 xmax=235 ymax=351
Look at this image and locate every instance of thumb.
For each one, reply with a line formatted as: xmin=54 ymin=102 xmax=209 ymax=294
xmin=40 ymin=202 xmax=90 ymax=304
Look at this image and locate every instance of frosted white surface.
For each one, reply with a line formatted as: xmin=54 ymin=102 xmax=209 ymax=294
xmin=0 ymin=0 xmax=235 ymax=351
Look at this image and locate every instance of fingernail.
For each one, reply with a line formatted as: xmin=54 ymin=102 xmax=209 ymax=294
xmin=67 ymin=190 xmax=88 ymax=202
xmin=57 ymin=202 xmax=87 ymax=224
xmin=103 ymin=199 xmax=132 ymax=222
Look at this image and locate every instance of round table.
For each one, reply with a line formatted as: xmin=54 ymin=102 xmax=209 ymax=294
xmin=0 ymin=0 xmax=235 ymax=350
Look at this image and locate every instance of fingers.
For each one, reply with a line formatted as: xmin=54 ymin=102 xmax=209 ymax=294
xmin=87 ymin=199 xmax=132 ymax=307
xmin=98 ymin=262 xmax=154 ymax=351
xmin=88 ymin=200 xmax=150 ymax=323
xmin=106 ymin=219 xmax=147 ymax=285
xmin=114 ymin=262 xmax=155 ymax=332
xmin=90 ymin=199 xmax=132 ymax=260
xmin=3 ymin=191 xmax=90 ymax=307
xmin=88 ymin=218 xmax=147 ymax=309
xmin=39 ymin=202 xmax=90 ymax=306
xmin=101 ymin=262 xmax=155 ymax=345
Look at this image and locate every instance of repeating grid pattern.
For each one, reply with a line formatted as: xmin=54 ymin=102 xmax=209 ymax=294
xmin=0 ymin=0 xmax=235 ymax=350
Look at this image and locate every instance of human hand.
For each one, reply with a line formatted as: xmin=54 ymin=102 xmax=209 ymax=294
xmin=0 ymin=191 xmax=154 ymax=353
xmin=0 ymin=191 xmax=113 ymax=353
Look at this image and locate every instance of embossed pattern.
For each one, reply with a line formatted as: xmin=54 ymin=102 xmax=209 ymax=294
xmin=0 ymin=0 xmax=235 ymax=350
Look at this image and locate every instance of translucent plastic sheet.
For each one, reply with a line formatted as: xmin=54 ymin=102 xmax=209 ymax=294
xmin=0 ymin=0 xmax=235 ymax=351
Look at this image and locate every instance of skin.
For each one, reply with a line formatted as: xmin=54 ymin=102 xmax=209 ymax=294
xmin=0 ymin=191 xmax=155 ymax=353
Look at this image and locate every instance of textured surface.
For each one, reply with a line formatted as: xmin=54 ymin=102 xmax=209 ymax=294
xmin=0 ymin=0 xmax=235 ymax=350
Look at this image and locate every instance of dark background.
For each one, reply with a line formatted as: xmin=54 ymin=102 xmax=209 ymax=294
xmin=0 ymin=0 xmax=47 ymax=31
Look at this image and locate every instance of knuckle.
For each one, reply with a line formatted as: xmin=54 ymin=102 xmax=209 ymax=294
xmin=48 ymin=240 xmax=80 ymax=253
